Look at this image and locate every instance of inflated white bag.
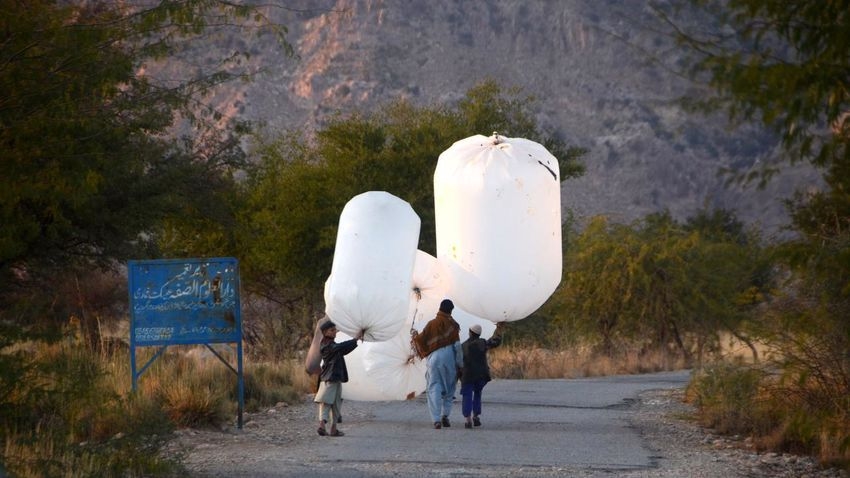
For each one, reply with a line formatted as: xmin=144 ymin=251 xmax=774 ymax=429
xmin=335 ymin=330 xmax=382 ymax=401
xmin=453 ymin=306 xmax=497 ymax=342
xmin=340 ymin=250 xmax=447 ymax=401
xmin=324 ymin=191 xmax=420 ymax=342
xmin=408 ymin=250 xmax=451 ymax=329
xmin=339 ymin=317 xmax=426 ymax=401
xmin=434 ymin=133 xmax=562 ymax=322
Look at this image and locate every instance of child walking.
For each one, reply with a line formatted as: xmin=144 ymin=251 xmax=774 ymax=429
xmin=314 ymin=320 xmax=361 ymax=436
xmin=460 ymin=323 xmax=502 ymax=429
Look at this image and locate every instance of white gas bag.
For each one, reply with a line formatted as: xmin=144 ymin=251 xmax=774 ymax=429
xmin=324 ymin=191 xmax=420 ymax=341
xmin=434 ymin=133 xmax=562 ymax=322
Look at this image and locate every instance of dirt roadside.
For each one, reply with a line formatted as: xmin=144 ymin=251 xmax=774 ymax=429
xmin=165 ymin=388 xmax=846 ymax=478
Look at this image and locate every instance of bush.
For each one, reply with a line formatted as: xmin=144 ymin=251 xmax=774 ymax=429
xmin=242 ymin=362 xmax=302 ymax=412
xmin=0 ymin=338 xmax=181 ymax=477
xmin=686 ymin=363 xmax=774 ymax=435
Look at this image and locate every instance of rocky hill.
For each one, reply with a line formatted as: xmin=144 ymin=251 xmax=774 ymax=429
xmin=210 ymin=0 xmax=823 ymax=238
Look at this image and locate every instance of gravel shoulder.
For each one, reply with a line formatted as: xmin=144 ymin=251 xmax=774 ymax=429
xmin=166 ymin=387 xmax=847 ymax=478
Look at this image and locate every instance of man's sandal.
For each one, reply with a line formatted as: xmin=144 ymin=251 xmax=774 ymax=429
xmin=329 ymin=429 xmax=345 ymax=437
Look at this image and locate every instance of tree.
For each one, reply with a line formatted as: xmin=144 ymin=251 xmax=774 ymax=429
xmin=684 ymin=206 xmax=747 ymax=244
xmin=555 ymin=216 xmax=639 ymax=354
xmin=658 ymin=0 xmax=850 ymax=174
xmin=555 ymin=210 xmax=767 ymax=361
xmin=0 ymin=1 xmax=295 ymax=474
xmin=659 ymin=2 xmax=850 ymax=460
xmin=657 ymin=0 xmax=849 ymax=288
xmin=0 ymin=1 xmax=291 ymax=305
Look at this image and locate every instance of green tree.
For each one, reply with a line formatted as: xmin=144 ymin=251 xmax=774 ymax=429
xmin=0 ymin=1 xmax=290 ymax=301
xmin=658 ymin=0 xmax=849 ymax=298
xmin=658 ymin=2 xmax=850 ymax=461
xmin=685 ymin=206 xmax=747 ymax=244
xmin=660 ymin=0 xmax=849 ymax=174
xmin=241 ymin=80 xmax=586 ymax=297
xmin=555 ymin=216 xmax=640 ymax=354
xmin=555 ymin=210 xmax=766 ymax=361
xmin=0 ymin=2 xmax=293 ymax=474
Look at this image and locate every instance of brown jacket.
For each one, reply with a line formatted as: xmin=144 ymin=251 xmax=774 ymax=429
xmin=412 ymin=311 xmax=460 ymax=358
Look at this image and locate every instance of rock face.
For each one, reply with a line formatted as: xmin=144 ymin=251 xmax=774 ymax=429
xmin=215 ymin=0 xmax=823 ymax=236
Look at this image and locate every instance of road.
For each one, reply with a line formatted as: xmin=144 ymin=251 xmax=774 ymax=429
xmin=180 ymin=370 xmax=692 ymax=477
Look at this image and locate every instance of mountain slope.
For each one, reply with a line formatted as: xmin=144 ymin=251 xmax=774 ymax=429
xmin=220 ymin=0 xmax=822 ymax=236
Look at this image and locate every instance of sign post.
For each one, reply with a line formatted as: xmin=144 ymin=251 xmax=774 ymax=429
xmin=128 ymin=257 xmax=244 ymax=428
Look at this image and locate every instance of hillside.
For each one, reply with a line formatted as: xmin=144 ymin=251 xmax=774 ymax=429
xmin=208 ymin=0 xmax=823 ymax=237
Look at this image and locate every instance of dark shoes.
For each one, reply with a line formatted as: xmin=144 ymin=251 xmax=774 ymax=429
xmin=464 ymin=421 xmax=472 ymax=429
xmin=473 ymin=416 xmax=481 ymax=427
xmin=432 ymin=416 xmax=455 ymax=429
xmin=318 ymin=419 xmax=344 ymax=436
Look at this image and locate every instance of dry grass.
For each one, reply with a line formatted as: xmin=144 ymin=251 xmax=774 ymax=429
xmin=686 ymin=361 xmax=850 ymax=471
xmin=3 ymin=436 xmax=99 ymax=478
xmin=489 ymin=344 xmax=689 ymax=379
xmin=0 ymin=334 xmax=312 ymax=477
xmin=1 ymin=336 xmax=180 ymax=477
xmin=130 ymin=346 xmax=310 ymax=421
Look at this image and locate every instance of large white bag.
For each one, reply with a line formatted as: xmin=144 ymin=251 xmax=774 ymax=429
xmin=324 ymin=191 xmax=420 ymax=341
xmin=340 ymin=250 xmax=445 ymax=401
xmin=434 ymin=134 xmax=562 ymax=322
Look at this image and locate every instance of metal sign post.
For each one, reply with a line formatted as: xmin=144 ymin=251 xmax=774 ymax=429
xmin=128 ymin=257 xmax=245 ymax=428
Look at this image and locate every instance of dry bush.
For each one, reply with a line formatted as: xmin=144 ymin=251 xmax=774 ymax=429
xmin=242 ymin=361 xmax=303 ymax=412
xmin=0 ymin=336 xmax=179 ymax=477
xmin=241 ymin=294 xmax=317 ymax=361
xmin=685 ymin=363 xmax=775 ymax=435
xmin=754 ymin=301 xmax=850 ymax=468
xmin=686 ymin=357 xmax=850 ymax=470
xmin=162 ymin=381 xmax=231 ymax=428
xmin=133 ymin=347 xmax=310 ymax=426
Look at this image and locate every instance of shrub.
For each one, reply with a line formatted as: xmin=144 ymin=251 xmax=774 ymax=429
xmin=686 ymin=363 xmax=774 ymax=435
xmin=0 ymin=337 xmax=180 ymax=477
xmin=242 ymin=362 xmax=302 ymax=412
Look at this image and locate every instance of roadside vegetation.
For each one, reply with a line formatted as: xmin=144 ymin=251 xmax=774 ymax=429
xmin=654 ymin=0 xmax=850 ymax=469
xmin=1 ymin=0 xmax=848 ymax=476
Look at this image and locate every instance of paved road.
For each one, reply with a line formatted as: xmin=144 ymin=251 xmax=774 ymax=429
xmin=191 ymin=370 xmax=691 ymax=477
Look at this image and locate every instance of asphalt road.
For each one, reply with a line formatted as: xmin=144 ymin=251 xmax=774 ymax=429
xmin=196 ymin=370 xmax=692 ymax=477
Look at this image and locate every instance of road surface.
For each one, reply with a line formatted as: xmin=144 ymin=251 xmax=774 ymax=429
xmin=178 ymin=370 xmax=694 ymax=477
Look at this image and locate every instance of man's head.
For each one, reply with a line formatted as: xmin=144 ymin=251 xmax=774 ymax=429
xmin=439 ymin=299 xmax=454 ymax=314
xmin=469 ymin=324 xmax=482 ymax=336
xmin=320 ymin=320 xmax=337 ymax=337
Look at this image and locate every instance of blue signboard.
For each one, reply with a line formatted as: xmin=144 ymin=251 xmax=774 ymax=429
xmin=128 ymin=257 xmax=244 ymax=428
xmin=128 ymin=258 xmax=241 ymax=345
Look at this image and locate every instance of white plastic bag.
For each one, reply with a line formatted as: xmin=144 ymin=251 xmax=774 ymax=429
xmin=324 ymin=191 xmax=421 ymax=341
xmin=434 ymin=133 xmax=562 ymax=322
xmin=341 ymin=250 xmax=449 ymax=401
